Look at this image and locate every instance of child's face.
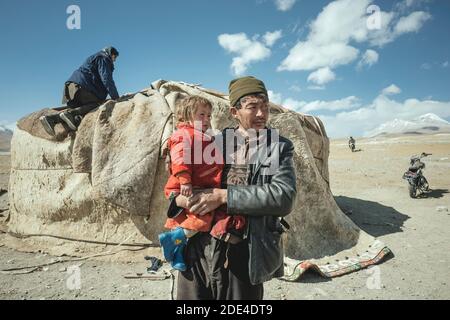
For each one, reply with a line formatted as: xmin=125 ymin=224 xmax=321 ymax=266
xmin=191 ymin=104 xmax=212 ymax=132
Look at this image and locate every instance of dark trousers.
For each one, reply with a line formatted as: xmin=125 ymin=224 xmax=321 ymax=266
xmin=176 ymin=232 xmax=264 ymax=300
xmin=62 ymin=82 xmax=102 ymax=116
xmin=47 ymin=82 xmax=101 ymax=122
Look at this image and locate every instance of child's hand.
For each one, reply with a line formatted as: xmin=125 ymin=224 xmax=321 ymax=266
xmin=181 ymin=184 xmax=193 ymax=197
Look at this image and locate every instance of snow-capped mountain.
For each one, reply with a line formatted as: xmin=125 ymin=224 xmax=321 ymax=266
xmin=0 ymin=125 xmax=13 ymax=134
xmin=414 ymin=113 xmax=450 ymax=125
xmin=365 ymin=113 xmax=450 ymax=137
xmin=0 ymin=123 xmax=14 ymax=152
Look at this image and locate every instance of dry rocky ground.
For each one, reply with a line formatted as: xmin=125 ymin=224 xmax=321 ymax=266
xmin=0 ymin=133 xmax=449 ymax=300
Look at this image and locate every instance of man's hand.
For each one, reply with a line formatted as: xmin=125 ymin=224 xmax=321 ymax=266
xmin=188 ymin=188 xmax=227 ymax=216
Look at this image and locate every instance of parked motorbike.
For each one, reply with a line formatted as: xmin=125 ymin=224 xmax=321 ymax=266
xmin=348 ymin=137 xmax=356 ymax=152
xmin=402 ymin=152 xmax=431 ymax=198
xmin=349 ymin=142 xmax=355 ymax=152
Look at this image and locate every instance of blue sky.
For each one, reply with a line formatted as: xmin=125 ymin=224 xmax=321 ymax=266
xmin=0 ymin=0 xmax=449 ymax=137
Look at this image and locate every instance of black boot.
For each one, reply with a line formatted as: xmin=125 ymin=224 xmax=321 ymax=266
xmin=59 ymin=111 xmax=82 ymax=131
xmin=39 ymin=115 xmax=59 ymax=137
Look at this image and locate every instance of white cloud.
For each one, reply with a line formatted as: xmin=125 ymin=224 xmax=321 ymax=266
xmin=317 ymin=95 xmax=450 ymax=138
xmin=369 ymin=11 xmax=431 ymax=46
xmin=278 ymin=0 xmax=431 ymax=72
xmin=265 ymin=92 xmax=360 ymax=113
xmin=404 ymin=0 xmax=433 ymax=7
xmin=289 ymin=84 xmax=302 ymax=92
xmin=268 ymin=90 xmax=283 ymax=104
xmin=443 ymin=61 xmax=449 ymax=68
xmin=300 ymin=96 xmax=361 ymax=113
xmin=263 ymin=30 xmax=283 ymax=47
xmin=381 ymin=84 xmax=401 ymax=95
xmin=421 ymin=62 xmax=431 ymax=70
xmin=405 ymin=0 xmax=429 ymax=7
xmin=357 ymin=49 xmax=379 ymax=69
xmin=278 ymin=0 xmax=370 ymax=71
xmin=365 ymin=11 xmax=396 ymax=47
xmin=307 ymin=85 xmax=325 ymax=91
xmin=307 ymin=67 xmax=336 ymax=85
xmin=394 ymin=11 xmax=431 ymax=35
xmin=268 ymin=85 xmax=450 ymax=138
xmin=218 ymin=32 xmax=272 ymax=75
xmin=218 ymin=33 xmax=251 ymax=53
xmin=275 ymin=0 xmax=297 ymax=11
xmin=278 ymin=41 xmax=359 ymax=71
xmin=267 ymin=83 xmax=449 ymax=139
xmin=307 ymin=0 xmax=372 ymax=45
xmin=282 ymin=98 xmax=306 ymax=112
xmin=406 ymin=0 xmax=432 ymax=7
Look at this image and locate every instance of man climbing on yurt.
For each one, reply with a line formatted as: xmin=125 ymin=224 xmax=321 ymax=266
xmin=39 ymin=46 xmax=120 ymax=136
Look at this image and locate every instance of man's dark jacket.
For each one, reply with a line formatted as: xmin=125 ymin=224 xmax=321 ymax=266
xmin=67 ymin=50 xmax=119 ymax=100
xmin=166 ymin=128 xmax=297 ymax=285
xmin=225 ymin=128 xmax=297 ymax=285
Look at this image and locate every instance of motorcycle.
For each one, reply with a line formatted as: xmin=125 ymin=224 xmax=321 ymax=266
xmin=402 ymin=153 xmax=431 ymax=198
xmin=348 ymin=137 xmax=355 ymax=152
xmin=348 ymin=141 xmax=355 ymax=152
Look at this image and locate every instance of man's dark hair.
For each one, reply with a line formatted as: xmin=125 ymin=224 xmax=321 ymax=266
xmin=103 ymin=46 xmax=119 ymax=57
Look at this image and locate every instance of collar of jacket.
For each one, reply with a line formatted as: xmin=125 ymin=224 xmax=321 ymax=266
xmin=176 ymin=122 xmax=213 ymax=140
xmin=176 ymin=122 xmax=194 ymax=130
xmin=228 ymin=126 xmax=276 ymax=176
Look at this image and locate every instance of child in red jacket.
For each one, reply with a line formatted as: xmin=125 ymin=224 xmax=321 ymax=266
xmin=159 ymin=96 xmax=223 ymax=271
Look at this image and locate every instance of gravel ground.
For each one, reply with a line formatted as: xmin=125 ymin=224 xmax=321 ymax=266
xmin=1 ymin=134 xmax=449 ymax=300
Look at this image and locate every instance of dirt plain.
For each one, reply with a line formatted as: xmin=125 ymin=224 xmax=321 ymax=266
xmin=0 ymin=133 xmax=449 ymax=300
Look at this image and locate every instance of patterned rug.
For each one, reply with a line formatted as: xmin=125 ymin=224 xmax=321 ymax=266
xmin=282 ymin=239 xmax=391 ymax=280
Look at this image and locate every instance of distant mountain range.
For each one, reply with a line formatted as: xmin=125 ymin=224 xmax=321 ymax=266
xmin=365 ymin=113 xmax=450 ymax=137
xmin=0 ymin=124 xmax=14 ymax=152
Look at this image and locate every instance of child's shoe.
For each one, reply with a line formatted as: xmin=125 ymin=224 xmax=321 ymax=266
xmin=158 ymin=227 xmax=187 ymax=262
xmin=172 ymin=245 xmax=187 ymax=271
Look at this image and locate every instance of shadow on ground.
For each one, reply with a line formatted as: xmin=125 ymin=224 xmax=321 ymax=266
xmin=335 ymin=196 xmax=410 ymax=238
xmin=417 ymin=188 xmax=449 ymax=199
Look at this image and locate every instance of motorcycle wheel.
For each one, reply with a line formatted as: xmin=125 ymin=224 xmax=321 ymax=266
xmin=408 ymin=184 xmax=416 ymax=198
xmin=420 ymin=177 xmax=430 ymax=191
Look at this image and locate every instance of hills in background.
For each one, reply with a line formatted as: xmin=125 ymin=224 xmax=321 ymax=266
xmin=0 ymin=124 xmax=14 ymax=152
xmin=365 ymin=113 xmax=450 ymax=137
xmin=1 ymin=113 xmax=449 ymax=150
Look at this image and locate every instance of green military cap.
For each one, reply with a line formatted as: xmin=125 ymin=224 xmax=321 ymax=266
xmin=228 ymin=76 xmax=268 ymax=108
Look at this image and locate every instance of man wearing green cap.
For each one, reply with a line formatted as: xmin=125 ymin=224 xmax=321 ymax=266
xmin=169 ymin=76 xmax=297 ymax=300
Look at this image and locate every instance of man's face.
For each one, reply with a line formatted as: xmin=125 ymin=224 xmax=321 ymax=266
xmin=111 ymin=54 xmax=117 ymax=62
xmin=231 ymin=94 xmax=269 ymax=131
